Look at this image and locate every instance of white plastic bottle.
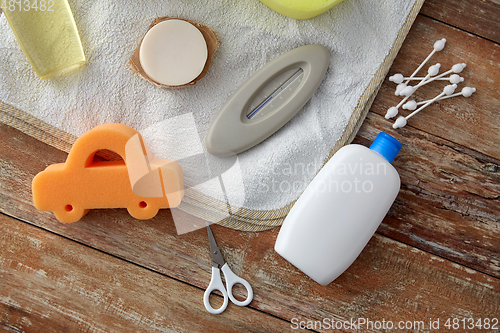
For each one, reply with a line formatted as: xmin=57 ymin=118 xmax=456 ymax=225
xmin=275 ymin=132 xmax=402 ymax=285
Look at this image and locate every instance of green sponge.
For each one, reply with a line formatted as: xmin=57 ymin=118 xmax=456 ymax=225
xmin=259 ymin=0 xmax=344 ymax=20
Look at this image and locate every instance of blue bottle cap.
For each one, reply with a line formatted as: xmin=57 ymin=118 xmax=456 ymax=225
xmin=369 ymin=132 xmax=402 ymax=163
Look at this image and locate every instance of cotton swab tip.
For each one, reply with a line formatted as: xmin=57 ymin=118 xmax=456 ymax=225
xmin=451 ymin=63 xmax=466 ymax=73
xmin=389 ymin=73 xmax=404 ymax=84
xmin=433 ymin=38 xmax=446 ymax=51
xmin=395 ymin=83 xmax=407 ymax=96
xmin=449 ymin=74 xmax=464 ymax=84
xmin=401 ymin=86 xmax=415 ymax=96
xmin=385 ymin=107 xmax=399 ymax=119
xmin=393 ymin=116 xmax=407 ymax=129
xmin=462 ymin=87 xmax=476 ymax=97
xmin=444 ymin=84 xmax=457 ymax=95
xmin=403 ymin=100 xmax=417 ymax=110
xmin=428 ymin=63 xmax=441 ymax=76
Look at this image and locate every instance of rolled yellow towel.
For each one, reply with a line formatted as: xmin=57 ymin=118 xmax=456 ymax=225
xmin=259 ymin=0 xmax=344 ymax=20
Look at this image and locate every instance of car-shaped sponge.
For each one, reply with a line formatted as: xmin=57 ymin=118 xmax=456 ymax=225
xmin=32 ymin=123 xmax=184 ymax=223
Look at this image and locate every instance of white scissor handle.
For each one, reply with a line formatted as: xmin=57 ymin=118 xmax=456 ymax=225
xmin=221 ymin=263 xmax=253 ymax=307
xmin=203 ymin=267 xmax=229 ymax=314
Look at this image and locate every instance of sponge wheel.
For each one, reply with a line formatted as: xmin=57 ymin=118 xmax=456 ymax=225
xmin=53 ymin=205 xmax=89 ymax=223
xmin=127 ymin=199 xmax=160 ymax=220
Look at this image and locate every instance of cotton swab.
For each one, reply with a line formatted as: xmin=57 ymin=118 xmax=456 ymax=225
xmin=393 ymin=84 xmax=457 ymax=129
xmin=402 ymin=86 xmax=476 ymax=110
xmin=416 ymin=63 xmax=466 ymax=87
xmin=392 ymin=63 xmax=465 ymax=96
xmin=430 ymin=86 xmax=475 ymax=101
xmin=405 ymin=38 xmax=446 ymax=84
xmin=385 ymin=63 xmax=441 ymax=119
xmin=389 ymin=73 xmax=464 ymax=84
xmin=394 ymin=38 xmax=446 ymax=96
xmin=400 ymin=63 xmax=441 ymax=96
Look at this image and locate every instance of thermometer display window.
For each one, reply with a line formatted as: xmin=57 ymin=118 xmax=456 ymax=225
xmin=246 ymin=68 xmax=304 ymax=120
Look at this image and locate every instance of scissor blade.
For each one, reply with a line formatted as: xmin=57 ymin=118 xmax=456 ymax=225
xmin=206 ymin=223 xmax=225 ymax=268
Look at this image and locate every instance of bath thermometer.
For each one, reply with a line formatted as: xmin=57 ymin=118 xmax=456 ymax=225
xmin=206 ymin=44 xmax=330 ymax=157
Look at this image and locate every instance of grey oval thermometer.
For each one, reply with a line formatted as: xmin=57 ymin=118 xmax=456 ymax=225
xmin=206 ymin=44 xmax=330 ymax=157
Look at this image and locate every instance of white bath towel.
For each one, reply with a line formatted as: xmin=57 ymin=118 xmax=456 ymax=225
xmin=0 ymin=0 xmax=419 ymax=229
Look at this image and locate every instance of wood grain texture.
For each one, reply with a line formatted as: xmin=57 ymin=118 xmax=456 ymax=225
xmin=1 ymin=123 xmax=499 ymax=332
xmin=2 ymin=1 xmax=500 ymax=331
xmin=354 ymin=112 xmax=500 ymax=278
xmin=421 ymin=0 xmax=500 ymax=44
xmin=0 ymin=213 xmax=291 ymax=333
xmin=371 ymin=15 xmax=500 ymax=160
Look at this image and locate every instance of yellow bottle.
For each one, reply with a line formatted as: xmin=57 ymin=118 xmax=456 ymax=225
xmin=3 ymin=0 xmax=85 ymax=79
xmin=259 ymin=0 xmax=344 ymax=20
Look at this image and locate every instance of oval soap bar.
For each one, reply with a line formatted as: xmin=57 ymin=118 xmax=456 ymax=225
xmin=259 ymin=0 xmax=344 ymax=20
xmin=139 ymin=19 xmax=208 ymax=86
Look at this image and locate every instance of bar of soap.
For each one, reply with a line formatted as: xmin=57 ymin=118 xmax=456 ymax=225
xmin=259 ymin=0 xmax=344 ymax=20
xmin=128 ymin=17 xmax=220 ymax=89
xmin=32 ymin=123 xmax=184 ymax=223
xmin=139 ymin=19 xmax=208 ymax=86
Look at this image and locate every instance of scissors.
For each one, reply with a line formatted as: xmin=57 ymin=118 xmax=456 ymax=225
xmin=203 ymin=222 xmax=253 ymax=314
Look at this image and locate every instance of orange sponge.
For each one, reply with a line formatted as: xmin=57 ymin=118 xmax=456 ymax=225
xmin=32 ymin=123 xmax=184 ymax=223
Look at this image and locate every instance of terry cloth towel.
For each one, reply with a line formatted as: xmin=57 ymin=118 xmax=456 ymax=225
xmin=0 ymin=0 xmax=423 ymax=232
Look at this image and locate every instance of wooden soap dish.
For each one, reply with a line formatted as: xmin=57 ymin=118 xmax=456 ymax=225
xmin=127 ymin=17 xmax=220 ymax=88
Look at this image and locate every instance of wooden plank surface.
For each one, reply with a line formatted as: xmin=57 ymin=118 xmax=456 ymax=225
xmin=421 ymin=0 xmax=500 ymax=44
xmin=371 ymin=15 xmax=500 ymax=160
xmin=1 ymin=123 xmax=500 ymax=332
xmin=0 ymin=213 xmax=292 ymax=333
xmin=353 ymin=113 xmax=500 ymax=278
xmin=2 ymin=0 xmax=500 ymax=331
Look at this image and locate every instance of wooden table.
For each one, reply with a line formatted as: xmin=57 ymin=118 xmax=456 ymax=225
xmin=1 ymin=1 xmax=499 ymax=332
